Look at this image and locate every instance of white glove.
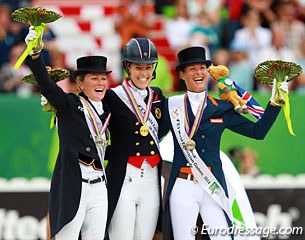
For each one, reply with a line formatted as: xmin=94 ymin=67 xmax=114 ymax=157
xmin=25 ymin=26 xmax=42 ymax=55
xmin=279 ymin=76 xmax=289 ymax=94
xmin=25 ymin=26 xmax=37 ymax=45
xmin=270 ymin=77 xmax=289 ymax=106
xmin=41 ymin=95 xmax=48 ymax=106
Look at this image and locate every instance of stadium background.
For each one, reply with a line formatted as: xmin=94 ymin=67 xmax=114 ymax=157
xmin=1 ymin=0 xmax=305 ymax=239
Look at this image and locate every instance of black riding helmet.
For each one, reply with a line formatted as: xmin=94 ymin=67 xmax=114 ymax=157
xmin=122 ymin=37 xmax=158 ymax=80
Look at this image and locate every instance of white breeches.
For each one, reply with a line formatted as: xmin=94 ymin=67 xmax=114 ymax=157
xmin=55 ymin=179 xmax=108 ymax=240
xmin=170 ymin=178 xmax=232 ymax=240
xmin=108 ymin=161 xmax=160 ymax=240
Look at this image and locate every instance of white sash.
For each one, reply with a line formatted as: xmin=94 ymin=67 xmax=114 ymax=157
xmin=79 ymin=97 xmax=108 ymax=182
xmin=168 ymin=94 xmax=240 ymax=224
xmin=112 ymin=85 xmax=159 ymax=149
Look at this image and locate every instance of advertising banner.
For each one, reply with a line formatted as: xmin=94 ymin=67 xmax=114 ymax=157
xmin=1 ymin=180 xmax=304 ymax=240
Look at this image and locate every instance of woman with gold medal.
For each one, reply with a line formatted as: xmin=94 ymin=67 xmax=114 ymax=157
xmin=103 ymin=38 xmax=167 ymax=240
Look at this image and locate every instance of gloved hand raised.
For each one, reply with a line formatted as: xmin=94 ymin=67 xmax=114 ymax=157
xmin=41 ymin=94 xmax=48 ymax=106
xmin=270 ymin=77 xmax=289 ymax=106
xmin=25 ymin=26 xmax=42 ymax=55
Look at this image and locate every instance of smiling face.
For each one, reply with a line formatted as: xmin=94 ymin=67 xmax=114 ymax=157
xmin=127 ymin=63 xmax=154 ymax=89
xmin=179 ymin=63 xmax=208 ymax=92
xmin=76 ymin=73 xmax=108 ymax=101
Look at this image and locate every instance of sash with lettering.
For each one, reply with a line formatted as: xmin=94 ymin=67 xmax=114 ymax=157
xmin=79 ymin=96 xmax=111 ymax=182
xmin=112 ymin=79 xmax=159 ymax=148
xmin=168 ymin=94 xmax=245 ymax=227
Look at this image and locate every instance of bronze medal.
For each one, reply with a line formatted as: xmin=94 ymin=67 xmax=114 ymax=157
xmin=140 ymin=125 xmax=149 ymax=137
xmin=95 ymin=136 xmax=104 ymax=148
xmin=155 ymin=108 xmax=162 ymax=119
xmin=185 ymin=139 xmax=196 ymax=151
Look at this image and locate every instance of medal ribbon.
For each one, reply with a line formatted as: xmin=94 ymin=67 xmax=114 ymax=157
xmin=169 ymin=95 xmax=245 ymax=229
xmin=79 ymin=96 xmax=111 ymax=140
xmin=112 ymin=82 xmax=160 ymax=149
xmin=184 ymin=93 xmax=207 ymax=139
xmin=122 ymin=79 xmax=153 ymax=126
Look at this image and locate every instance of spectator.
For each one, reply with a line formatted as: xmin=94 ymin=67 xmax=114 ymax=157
xmin=164 ymin=0 xmax=196 ymax=52
xmin=228 ymin=41 xmax=254 ymax=91
xmin=212 ymin=48 xmax=231 ymax=67
xmin=255 ymin=28 xmax=297 ymax=92
xmin=209 ymin=48 xmax=231 ymax=92
xmin=0 ymin=0 xmax=31 ymax=11
xmin=0 ymin=42 xmax=33 ymax=95
xmin=227 ymin=146 xmax=243 ymax=169
xmin=113 ymin=0 xmax=154 ymax=49
xmin=291 ymin=38 xmax=305 ymax=94
xmin=186 ymin=0 xmax=223 ymax=24
xmin=220 ymin=0 xmax=244 ymax=48
xmin=0 ymin=3 xmax=29 ymax=67
xmin=254 ymin=28 xmax=297 ymax=65
xmin=239 ymin=148 xmax=261 ymax=177
xmin=242 ymin=0 xmax=277 ymax=28
xmin=231 ymin=8 xmax=272 ymax=69
xmin=188 ymin=9 xmax=219 ymax=57
xmin=272 ymin=0 xmax=305 ymax=57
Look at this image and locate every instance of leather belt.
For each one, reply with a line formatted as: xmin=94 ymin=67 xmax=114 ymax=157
xmin=82 ymin=175 xmax=105 ymax=184
xmin=177 ymin=172 xmax=196 ymax=181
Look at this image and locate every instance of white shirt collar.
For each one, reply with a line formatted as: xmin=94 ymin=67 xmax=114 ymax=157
xmin=89 ymin=99 xmax=104 ymax=115
xmin=187 ymin=90 xmax=206 ymax=115
xmin=129 ymin=80 xmax=147 ymax=100
xmin=187 ymin=90 xmax=206 ymax=103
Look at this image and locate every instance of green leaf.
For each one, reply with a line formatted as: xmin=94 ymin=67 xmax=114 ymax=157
xmin=11 ymin=7 xmax=61 ymax=26
xmin=254 ymin=60 xmax=303 ymax=84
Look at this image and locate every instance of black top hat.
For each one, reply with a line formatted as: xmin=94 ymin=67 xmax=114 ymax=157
xmin=175 ymin=47 xmax=212 ymax=73
xmin=73 ymin=56 xmax=112 ymax=79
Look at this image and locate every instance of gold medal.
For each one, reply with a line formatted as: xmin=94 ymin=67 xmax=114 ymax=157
xmin=95 ymin=136 xmax=104 ymax=148
xmin=185 ymin=139 xmax=196 ymax=151
xmin=140 ymin=125 xmax=149 ymax=137
xmin=155 ymin=108 xmax=162 ymax=119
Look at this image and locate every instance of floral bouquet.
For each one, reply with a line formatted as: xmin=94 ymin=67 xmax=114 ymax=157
xmin=254 ymin=60 xmax=303 ymax=136
xmin=22 ymin=67 xmax=70 ymax=112
xmin=11 ymin=6 xmax=61 ymax=69
xmin=22 ymin=67 xmax=70 ymax=129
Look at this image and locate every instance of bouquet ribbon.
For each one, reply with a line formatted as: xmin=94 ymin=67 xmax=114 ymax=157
xmin=14 ymin=23 xmax=46 ymax=70
xmin=282 ymin=92 xmax=295 ymax=136
xmin=277 ymin=82 xmax=295 ymax=136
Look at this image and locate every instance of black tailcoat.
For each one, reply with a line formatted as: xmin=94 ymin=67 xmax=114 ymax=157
xmin=26 ymin=56 xmax=110 ymax=237
xmin=103 ymin=86 xmax=167 ymax=233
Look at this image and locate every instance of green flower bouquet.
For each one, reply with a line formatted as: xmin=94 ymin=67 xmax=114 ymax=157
xmin=254 ymin=60 xmax=303 ymax=136
xmin=11 ymin=6 xmax=61 ymax=69
xmin=22 ymin=67 xmax=70 ymax=129
xmin=22 ymin=67 xmax=70 ymax=112
xmin=255 ymin=60 xmax=302 ymax=105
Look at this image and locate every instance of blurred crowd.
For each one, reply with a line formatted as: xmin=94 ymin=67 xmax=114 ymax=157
xmin=1 ymin=0 xmax=305 ymax=96
xmin=162 ymin=0 xmax=305 ymax=93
